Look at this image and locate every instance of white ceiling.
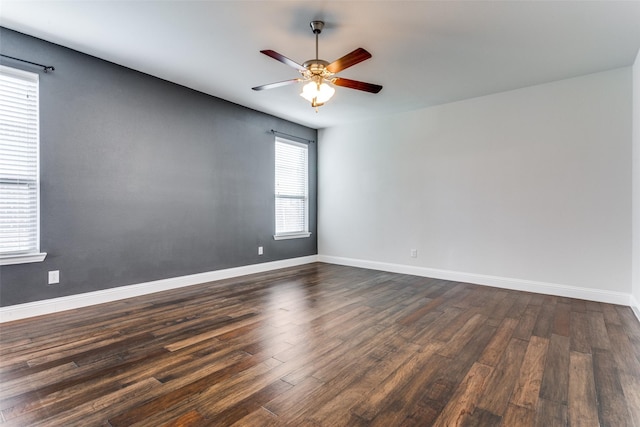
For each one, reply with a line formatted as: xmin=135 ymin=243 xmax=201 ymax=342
xmin=1 ymin=1 xmax=639 ymax=129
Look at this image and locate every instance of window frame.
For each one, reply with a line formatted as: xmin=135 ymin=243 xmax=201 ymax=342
xmin=273 ymin=137 xmax=311 ymax=240
xmin=0 ymin=65 xmax=46 ymax=266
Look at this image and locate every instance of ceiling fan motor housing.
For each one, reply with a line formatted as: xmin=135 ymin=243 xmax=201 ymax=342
xmin=310 ymin=21 xmax=324 ymax=34
xmin=302 ymin=59 xmax=330 ymax=74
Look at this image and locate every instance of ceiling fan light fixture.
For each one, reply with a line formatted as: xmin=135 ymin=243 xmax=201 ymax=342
xmin=253 ymin=20 xmax=382 ymax=110
xmin=300 ymin=80 xmax=335 ymax=106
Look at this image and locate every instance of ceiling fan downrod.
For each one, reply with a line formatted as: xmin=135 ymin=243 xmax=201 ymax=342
xmin=310 ymin=21 xmax=324 ymax=61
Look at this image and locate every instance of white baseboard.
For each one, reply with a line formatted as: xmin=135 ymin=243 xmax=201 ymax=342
xmin=3 ymin=254 xmax=636 ymax=323
xmin=631 ymin=294 xmax=640 ymax=322
xmin=0 ymin=255 xmax=318 ymax=323
xmin=318 ymin=255 xmax=632 ymax=307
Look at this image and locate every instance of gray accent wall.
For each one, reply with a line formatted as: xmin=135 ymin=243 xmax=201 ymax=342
xmin=0 ymin=28 xmax=317 ymax=306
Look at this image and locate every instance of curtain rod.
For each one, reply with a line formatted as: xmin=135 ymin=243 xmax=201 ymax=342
xmin=270 ymin=129 xmax=315 ymax=144
xmin=0 ymin=54 xmax=55 ymax=73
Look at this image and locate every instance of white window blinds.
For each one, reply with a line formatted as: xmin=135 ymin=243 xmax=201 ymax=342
xmin=0 ymin=65 xmax=40 ymax=257
xmin=275 ymin=137 xmax=310 ymax=239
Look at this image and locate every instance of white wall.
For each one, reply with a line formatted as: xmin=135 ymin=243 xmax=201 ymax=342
xmin=633 ymin=50 xmax=640 ymax=317
xmin=319 ymin=68 xmax=632 ymax=300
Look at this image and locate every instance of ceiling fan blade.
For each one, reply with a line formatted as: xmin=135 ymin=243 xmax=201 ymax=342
xmin=252 ymin=79 xmax=302 ymax=91
xmin=260 ymin=50 xmax=306 ymax=71
xmin=326 ymin=48 xmax=372 ymax=73
xmin=332 ymin=77 xmax=382 ymax=94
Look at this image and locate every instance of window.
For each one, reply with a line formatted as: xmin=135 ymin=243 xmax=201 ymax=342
xmin=274 ymin=137 xmax=311 ymax=239
xmin=0 ymin=65 xmax=46 ymax=265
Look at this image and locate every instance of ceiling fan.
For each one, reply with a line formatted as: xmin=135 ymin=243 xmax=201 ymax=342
xmin=252 ymin=21 xmax=383 ymax=111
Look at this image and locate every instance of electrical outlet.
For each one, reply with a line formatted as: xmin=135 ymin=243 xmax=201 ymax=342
xmin=48 ymin=270 xmax=60 ymax=285
xmin=258 ymin=246 xmax=264 ymax=255
xmin=410 ymin=249 xmax=418 ymax=258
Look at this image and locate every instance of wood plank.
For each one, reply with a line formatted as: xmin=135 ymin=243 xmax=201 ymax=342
xmin=486 ymin=293 xmax=517 ymax=326
xmin=570 ymin=312 xmax=591 ymax=354
xmin=366 ymin=354 xmax=452 ymax=426
xmin=432 ymin=307 xmax=478 ymax=342
xmin=351 ymin=341 xmax=442 ymax=421
xmin=431 ymin=362 xmax=493 ymax=427
xmin=408 ymin=307 xmax=463 ymax=346
xmin=476 ymin=338 xmax=528 ymax=415
xmin=262 ymin=376 xmax=324 ymax=417
xmin=107 ymin=354 xmax=258 ymax=426
xmin=0 ymin=362 xmax=78 ymax=398
xmin=570 ymin=299 xmax=587 ymax=313
xmin=539 ymin=333 xmax=570 ymax=404
xmin=303 ymin=337 xmax=422 ymax=426
xmin=535 ymin=398 xmax=567 ymax=427
xmin=552 ymin=302 xmax=571 ymax=337
xmin=606 ymin=323 xmax=640 ymax=374
xmin=207 ymin=379 xmax=292 ymax=425
xmin=592 ymin=349 xmax=632 ymax=426
xmin=229 ymin=406 xmax=280 ymax=427
xmin=510 ymin=336 xmax=549 ymax=410
xmin=406 ymin=325 xmax=498 ymax=426
xmin=159 ymin=410 xmax=206 ymax=427
xmin=502 ymin=403 xmax=535 ymax=427
xmin=568 ymin=351 xmax=599 ymax=426
xmin=532 ymin=303 xmax=555 ymax=339
xmin=280 ymin=329 xmax=412 ymax=425
xmin=601 ymin=304 xmax=622 ymax=326
xmin=615 ymin=306 xmax=640 ymax=339
xmin=0 ymin=346 xmax=192 ymax=418
xmin=513 ymin=304 xmax=542 ymax=341
xmin=477 ymin=317 xmax=518 ymax=367
xmin=587 ymin=311 xmax=611 ymax=351
xmin=585 ymin=301 xmax=603 ymax=313
xmin=397 ymin=283 xmax=467 ymax=327
xmin=461 ymin=408 xmax=502 ymax=426
xmin=505 ymin=293 xmax=532 ymax=319
xmin=437 ymin=313 xmax=487 ymax=358
xmin=17 ymin=377 xmax=161 ymax=427
xmin=618 ymin=371 xmax=640 ymax=426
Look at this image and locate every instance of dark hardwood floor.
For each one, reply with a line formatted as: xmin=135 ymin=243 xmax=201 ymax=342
xmin=1 ymin=262 xmax=639 ymax=426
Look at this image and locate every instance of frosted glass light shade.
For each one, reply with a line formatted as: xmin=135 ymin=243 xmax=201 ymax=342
xmin=300 ymin=81 xmax=335 ymax=104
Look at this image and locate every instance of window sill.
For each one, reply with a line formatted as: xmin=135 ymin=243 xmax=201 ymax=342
xmin=273 ymin=232 xmax=312 ymax=240
xmin=0 ymin=252 xmax=47 ymax=266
